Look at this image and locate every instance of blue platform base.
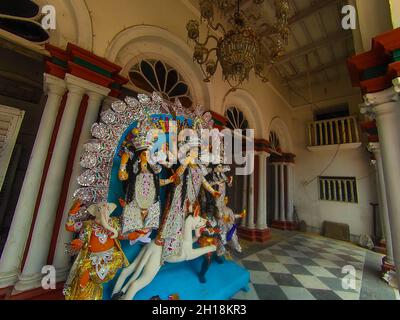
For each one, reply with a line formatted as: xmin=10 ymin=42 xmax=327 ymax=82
xmin=103 ymin=243 xmax=250 ymax=300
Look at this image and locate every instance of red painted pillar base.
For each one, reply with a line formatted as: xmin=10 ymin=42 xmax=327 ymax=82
xmin=238 ymin=227 xmax=271 ymax=242
xmin=381 ymin=256 xmax=396 ymax=274
xmin=0 ymin=282 xmax=65 ymax=300
xmin=374 ymin=239 xmax=387 ymax=255
xmin=271 ymin=220 xmax=298 ymax=231
xmin=0 ymin=287 xmax=12 ymax=300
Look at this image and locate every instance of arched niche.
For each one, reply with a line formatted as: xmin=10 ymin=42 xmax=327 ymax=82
xmin=35 ymin=0 xmax=93 ymax=50
xmin=225 ymin=106 xmax=249 ymax=132
xmin=268 ymin=117 xmax=293 ymax=154
xmin=128 ymin=59 xmax=194 ymax=108
xmin=222 ymin=89 xmax=263 ymax=138
xmin=104 ymin=25 xmax=210 ymax=108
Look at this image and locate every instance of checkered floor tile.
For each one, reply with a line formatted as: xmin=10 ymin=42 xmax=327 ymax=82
xmin=232 ymin=233 xmax=370 ymax=300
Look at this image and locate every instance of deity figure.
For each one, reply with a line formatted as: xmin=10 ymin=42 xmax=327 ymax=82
xmin=157 ymin=137 xmax=221 ymax=263
xmin=219 ymin=196 xmax=246 ymax=253
xmin=118 ymin=121 xmax=175 ymax=241
xmin=63 ymin=202 xmax=138 ymax=300
xmin=197 ymin=213 xmax=225 ymax=284
xmin=209 ymin=163 xmax=233 ymax=216
xmin=111 ymin=200 xmax=215 ymax=300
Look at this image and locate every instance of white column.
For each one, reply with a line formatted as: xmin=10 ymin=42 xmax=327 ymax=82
xmin=14 ymin=75 xmax=87 ymax=291
xmin=279 ymin=163 xmax=286 ymax=221
xmin=52 ymin=88 xmax=109 ymax=281
xmin=273 ymin=163 xmax=279 ymax=221
xmin=286 ymin=163 xmax=294 ymax=221
xmin=0 ymin=74 xmax=66 ymax=289
xmin=256 ymin=152 xmax=269 ymax=229
xmin=247 ymin=169 xmax=255 ymax=229
xmin=364 ymin=83 xmax=400 ymax=287
xmin=241 ymin=175 xmax=248 ymax=227
xmin=368 ymin=143 xmax=394 ymax=266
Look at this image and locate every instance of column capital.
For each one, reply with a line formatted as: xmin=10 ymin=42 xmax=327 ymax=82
xmin=359 ymin=103 xmax=375 ymax=119
xmin=65 ymin=74 xmax=110 ymax=97
xmin=361 ymin=86 xmax=400 ymax=118
xmin=44 ymin=73 xmax=66 ymax=97
xmin=271 ymin=161 xmax=290 ymax=167
xmin=364 ymin=86 xmax=399 ymax=107
xmin=256 ymin=151 xmax=271 ymax=158
xmin=87 ymin=89 xmax=110 ymax=101
xmin=393 ymin=77 xmax=400 ymax=93
xmin=86 ymin=89 xmax=111 ymax=104
xmin=367 ymin=142 xmax=381 ymax=154
xmin=66 ymin=82 xmax=87 ymax=96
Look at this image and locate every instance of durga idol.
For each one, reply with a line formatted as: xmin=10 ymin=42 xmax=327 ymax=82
xmin=118 ymin=119 xmax=175 ymax=242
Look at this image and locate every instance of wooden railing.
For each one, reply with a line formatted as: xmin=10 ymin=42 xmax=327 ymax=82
xmin=307 ymin=116 xmax=360 ymax=147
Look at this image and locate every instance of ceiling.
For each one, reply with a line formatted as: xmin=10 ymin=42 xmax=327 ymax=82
xmin=268 ymin=0 xmax=354 ymax=89
xmin=237 ymin=0 xmax=355 ymax=87
xmin=189 ymin=0 xmax=355 ymax=101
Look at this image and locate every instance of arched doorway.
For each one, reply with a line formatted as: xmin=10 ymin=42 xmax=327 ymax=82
xmin=224 ymin=106 xmax=249 ymax=215
xmin=221 ymin=95 xmax=270 ymax=241
xmin=267 ymin=118 xmax=296 ymax=230
xmin=104 ymin=25 xmax=210 ymax=108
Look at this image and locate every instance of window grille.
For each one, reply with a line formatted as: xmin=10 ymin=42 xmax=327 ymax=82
xmin=318 ymin=176 xmax=358 ymax=203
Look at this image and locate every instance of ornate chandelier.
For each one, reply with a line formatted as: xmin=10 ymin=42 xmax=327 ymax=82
xmin=186 ymin=0 xmax=290 ymax=88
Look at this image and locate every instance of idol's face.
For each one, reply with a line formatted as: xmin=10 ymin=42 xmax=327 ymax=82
xmin=94 ymin=204 xmax=110 ymax=225
xmin=140 ymin=150 xmax=149 ymax=164
xmin=189 ymin=147 xmax=199 ymax=159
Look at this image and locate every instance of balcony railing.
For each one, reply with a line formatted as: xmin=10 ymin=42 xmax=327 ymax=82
xmin=307 ymin=116 xmax=360 ymax=147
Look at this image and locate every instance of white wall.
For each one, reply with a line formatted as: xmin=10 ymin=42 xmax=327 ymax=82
xmin=349 ymin=0 xmax=393 ymax=53
xmin=390 ymin=0 xmax=400 ymax=29
xmin=291 ymin=95 xmax=377 ymax=240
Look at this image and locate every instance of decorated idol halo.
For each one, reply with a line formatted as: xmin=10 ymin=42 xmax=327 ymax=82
xmin=68 ymin=92 xmax=215 ymax=226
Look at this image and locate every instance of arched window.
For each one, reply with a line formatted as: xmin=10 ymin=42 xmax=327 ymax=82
xmin=225 ymin=107 xmax=248 ymax=133
xmin=129 ymin=59 xmax=193 ymax=108
xmin=269 ymin=131 xmax=281 ymax=152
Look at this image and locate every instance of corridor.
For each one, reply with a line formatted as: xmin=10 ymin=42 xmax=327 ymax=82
xmin=232 ymin=230 xmax=399 ymax=300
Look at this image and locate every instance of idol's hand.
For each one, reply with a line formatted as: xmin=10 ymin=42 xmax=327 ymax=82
xmin=213 ymin=191 xmax=222 ymax=198
xmin=79 ymin=271 xmax=90 ymax=288
xmin=127 ymin=232 xmax=140 ymax=241
xmin=119 ymin=198 xmax=127 ymax=208
xmin=169 ymin=173 xmax=178 ymax=183
xmin=70 ymin=239 xmax=84 ymax=251
xmin=118 ymin=169 xmax=129 ymax=181
xmin=170 ymin=173 xmax=181 ymax=186
xmin=240 ymin=209 xmax=247 ymax=218
xmin=69 ymin=199 xmax=82 ymax=215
